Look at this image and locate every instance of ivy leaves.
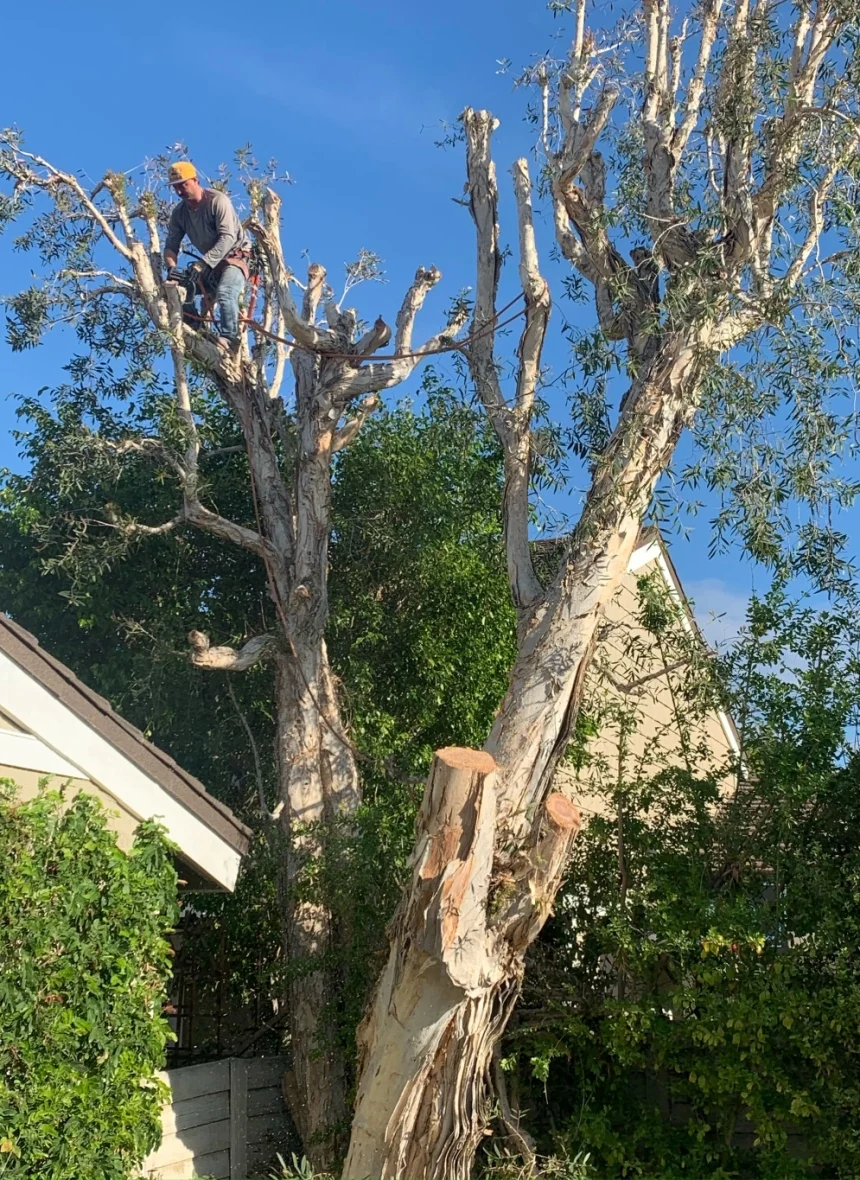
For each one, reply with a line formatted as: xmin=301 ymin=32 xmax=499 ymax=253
xmin=0 ymin=786 xmax=177 ymax=1178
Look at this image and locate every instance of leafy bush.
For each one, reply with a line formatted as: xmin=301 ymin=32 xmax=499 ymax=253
xmin=510 ymin=591 xmax=860 ymax=1178
xmin=0 ymin=784 xmax=178 ymax=1178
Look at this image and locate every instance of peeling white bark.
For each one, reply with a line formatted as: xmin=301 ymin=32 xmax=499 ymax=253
xmin=345 ymin=750 xmax=579 ymax=1180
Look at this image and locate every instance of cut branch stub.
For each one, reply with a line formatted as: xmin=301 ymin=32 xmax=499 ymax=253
xmin=544 ymin=791 xmax=580 ymax=831
xmin=491 ymin=791 xmax=582 ymax=954
xmin=530 ymin=791 xmax=581 ymax=905
xmin=187 ymin=630 xmax=277 ymax=671
xmin=303 ymin=262 xmax=326 ymax=324
xmin=410 ymin=747 xmax=501 ymax=993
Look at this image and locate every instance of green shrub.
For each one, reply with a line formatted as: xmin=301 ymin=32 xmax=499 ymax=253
xmin=510 ymin=593 xmax=860 ymax=1178
xmin=0 ymin=782 xmax=178 ymax=1178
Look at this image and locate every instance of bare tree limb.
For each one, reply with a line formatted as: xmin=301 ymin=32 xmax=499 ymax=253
xmin=354 ymin=316 xmax=392 ymax=357
xmin=138 ymin=192 xmax=162 ymax=261
xmin=671 ymin=0 xmax=724 ymax=159
xmin=76 ymin=284 xmax=136 ymax=301
xmin=165 ymin=283 xmax=201 ymax=482
xmin=9 ymin=150 xmax=134 ymax=260
xmin=553 ymin=171 xmax=629 ymax=290
xmin=551 ymin=194 xmax=600 ymax=286
xmin=512 ymin=159 xmax=550 ymax=414
xmin=553 ymin=174 xmax=651 ymax=345
xmin=201 ymin=445 xmax=246 ymax=460
xmin=89 ymin=434 xmax=186 ymax=480
xmin=60 ymin=267 xmax=133 ymax=287
xmin=640 ymin=0 xmax=705 ymax=269
xmin=559 ymin=85 xmax=619 ymax=181
xmin=332 ymin=396 xmax=380 ymax=452
xmin=395 ymin=266 xmax=443 ymax=355
xmin=464 ymin=107 xmax=504 ymax=417
xmin=464 ymin=112 xmax=545 ymax=623
xmin=702 ymin=305 xmax=762 ymax=352
xmin=251 ymin=191 xmax=332 ymax=351
xmin=93 ymin=512 xmax=184 ymax=537
xmin=330 ymin=274 xmax=466 ymax=402
xmin=103 ymin=174 xmax=138 ymax=247
xmin=303 ymin=261 xmax=326 ymax=325
xmin=183 ymin=497 xmax=274 ymax=560
xmin=753 ymin=1 xmax=840 ymax=232
xmin=559 ymin=0 xmax=591 ymax=130
xmin=783 ymin=132 xmax=860 ymax=289
xmin=188 ymin=630 xmax=278 ymax=671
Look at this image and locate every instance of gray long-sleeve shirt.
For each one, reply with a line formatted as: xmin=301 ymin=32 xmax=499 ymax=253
xmin=164 ymin=189 xmax=250 ymax=268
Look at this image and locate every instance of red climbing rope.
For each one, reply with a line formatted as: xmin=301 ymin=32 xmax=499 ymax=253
xmin=180 ymin=283 xmax=527 ymax=365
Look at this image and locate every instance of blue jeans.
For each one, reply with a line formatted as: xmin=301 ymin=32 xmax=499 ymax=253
xmin=183 ymin=263 xmax=246 ymax=340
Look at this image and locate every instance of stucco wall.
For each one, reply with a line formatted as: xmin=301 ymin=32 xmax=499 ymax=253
xmin=556 ymin=552 xmax=737 ymax=823
xmin=0 ymin=764 xmax=139 ymax=850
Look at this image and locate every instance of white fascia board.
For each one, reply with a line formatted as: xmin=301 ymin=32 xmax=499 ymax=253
xmin=0 ymin=651 xmax=241 ymax=890
xmin=0 ymin=728 xmax=84 ymax=777
xmin=627 ymin=539 xmax=661 ymax=573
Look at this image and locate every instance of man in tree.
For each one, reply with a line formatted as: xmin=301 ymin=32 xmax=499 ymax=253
xmin=2 ymin=0 xmax=859 ymax=1169
xmin=163 ymin=161 xmax=250 ymax=345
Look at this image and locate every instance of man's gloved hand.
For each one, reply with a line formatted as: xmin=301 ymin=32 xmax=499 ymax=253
xmin=166 ymin=266 xmax=186 ymax=283
xmin=188 ymin=259 xmax=206 ymax=278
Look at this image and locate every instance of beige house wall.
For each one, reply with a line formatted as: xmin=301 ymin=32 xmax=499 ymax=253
xmin=556 ymin=552 xmax=737 ymax=823
xmin=0 ymin=764 xmax=139 ymax=851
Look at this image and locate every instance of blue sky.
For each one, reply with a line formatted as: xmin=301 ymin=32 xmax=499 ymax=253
xmin=0 ymin=0 xmax=847 ymax=643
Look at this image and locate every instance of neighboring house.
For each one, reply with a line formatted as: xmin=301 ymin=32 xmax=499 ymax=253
xmin=554 ymin=528 xmax=741 ymax=821
xmin=0 ymin=612 xmax=251 ymax=891
xmin=0 ymin=615 xmax=287 ymax=1179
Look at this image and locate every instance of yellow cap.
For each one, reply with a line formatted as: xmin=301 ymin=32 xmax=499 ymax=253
xmin=168 ymin=161 xmax=197 ymax=184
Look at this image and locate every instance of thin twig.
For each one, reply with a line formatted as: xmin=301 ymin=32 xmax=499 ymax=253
xmin=225 ymin=672 xmax=274 ymax=822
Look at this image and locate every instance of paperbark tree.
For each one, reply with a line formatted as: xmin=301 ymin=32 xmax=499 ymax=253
xmin=343 ymin=0 xmax=860 ymax=1174
xmin=2 ymin=0 xmax=859 ymax=1172
xmin=0 ymin=147 xmax=466 ymax=1168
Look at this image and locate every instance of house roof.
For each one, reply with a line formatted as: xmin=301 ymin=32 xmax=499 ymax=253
xmin=0 ymin=612 xmax=252 ymax=882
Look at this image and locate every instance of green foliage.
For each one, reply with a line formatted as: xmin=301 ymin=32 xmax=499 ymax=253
xmin=509 ymin=589 xmax=860 ymax=1177
xmin=0 ymin=785 xmax=177 ymax=1178
xmin=0 ymin=381 xmax=514 ymax=1069
xmin=4 ymin=287 xmax=49 ymax=350
xmin=270 ymin=1151 xmax=329 ymax=1180
xmin=329 ymin=375 xmax=515 ymax=772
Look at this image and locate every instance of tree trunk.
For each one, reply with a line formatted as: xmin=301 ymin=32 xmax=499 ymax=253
xmin=344 ymin=748 xmax=579 ymax=1179
xmin=222 ymin=339 xmax=363 ymax=1167
xmin=344 ymin=343 xmax=703 ymax=1179
xmin=276 ymin=631 xmax=360 ymax=1170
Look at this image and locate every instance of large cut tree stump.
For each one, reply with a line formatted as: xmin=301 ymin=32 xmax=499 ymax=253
xmin=344 ymin=747 xmax=580 ymax=1180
